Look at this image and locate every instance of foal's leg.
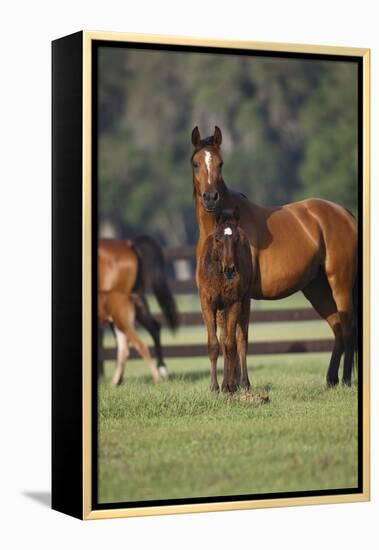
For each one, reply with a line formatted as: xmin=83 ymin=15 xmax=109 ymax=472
xmin=302 ymin=272 xmax=343 ymax=386
xmin=218 ymin=309 xmax=241 ymax=388
xmin=135 ymin=295 xmax=168 ymax=379
xmin=236 ymin=297 xmax=251 ymax=391
xmin=111 ymin=326 xmax=130 ymax=387
xmin=112 ymin=295 xmax=160 ymax=383
xmin=222 ymin=302 xmax=240 ymax=393
xmin=125 ymin=324 xmax=160 ymax=383
xmin=201 ymin=296 xmax=219 ymax=392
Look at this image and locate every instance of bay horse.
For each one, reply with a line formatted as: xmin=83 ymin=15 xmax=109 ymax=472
xmin=191 ymin=126 xmax=358 ymax=388
xmin=197 ymin=207 xmax=253 ymax=392
xmin=98 ymin=236 xmax=179 ymax=386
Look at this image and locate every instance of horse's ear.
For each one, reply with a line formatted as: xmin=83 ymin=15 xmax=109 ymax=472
xmin=191 ymin=126 xmax=201 ymax=147
xmin=233 ymin=205 xmax=240 ymax=223
xmin=213 ymin=126 xmax=222 ymax=147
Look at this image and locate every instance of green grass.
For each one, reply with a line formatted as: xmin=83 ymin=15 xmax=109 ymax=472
xmin=98 ymin=354 xmax=358 ymax=504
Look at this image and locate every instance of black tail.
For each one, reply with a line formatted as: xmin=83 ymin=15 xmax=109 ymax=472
xmin=130 ymin=235 xmax=179 ymax=332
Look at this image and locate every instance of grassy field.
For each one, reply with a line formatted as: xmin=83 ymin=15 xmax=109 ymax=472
xmin=98 ymin=353 xmax=358 ymax=504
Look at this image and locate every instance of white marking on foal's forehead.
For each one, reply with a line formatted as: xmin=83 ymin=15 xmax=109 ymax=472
xmin=204 ymin=150 xmax=212 ymax=184
xmin=224 ymin=227 xmax=232 ymax=235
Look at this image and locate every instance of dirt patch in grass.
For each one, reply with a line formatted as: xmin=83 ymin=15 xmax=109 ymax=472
xmin=238 ymin=390 xmax=270 ymax=404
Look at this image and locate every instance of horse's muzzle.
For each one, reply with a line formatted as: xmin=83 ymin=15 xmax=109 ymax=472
xmin=202 ymin=190 xmax=220 ymax=212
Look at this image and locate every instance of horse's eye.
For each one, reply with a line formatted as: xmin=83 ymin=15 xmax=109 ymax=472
xmin=192 ymin=161 xmax=199 ymax=169
xmin=219 ymin=162 xmax=223 ymax=168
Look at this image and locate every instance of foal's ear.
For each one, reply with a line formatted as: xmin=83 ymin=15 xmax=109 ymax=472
xmin=233 ymin=206 xmax=240 ymax=223
xmin=213 ymin=126 xmax=222 ymax=147
xmin=191 ymin=126 xmax=201 ymax=147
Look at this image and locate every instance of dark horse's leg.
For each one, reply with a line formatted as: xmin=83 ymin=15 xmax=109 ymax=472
xmin=326 ymin=274 xmax=355 ymax=387
xmin=236 ymin=297 xmax=251 ymax=391
xmin=135 ymin=295 xmax=169 ymax=380
xmin=302 ymin=271 xmax=344 ymax=386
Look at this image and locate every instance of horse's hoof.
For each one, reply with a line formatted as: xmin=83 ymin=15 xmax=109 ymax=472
xmin=326 ymin=378 xmax=339 ymax=388
xmin=210 ymin=384 xmax=220 ymax=393
xmin=221 ymin=383 xmax=238 ymax=393
xmin=158 ymin=365 xmax=169 ymax=380
xmin=342 ymin=379 xmax=352 ymax=387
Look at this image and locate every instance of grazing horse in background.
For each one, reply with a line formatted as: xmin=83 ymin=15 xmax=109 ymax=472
xmin=197 ymin=207 xmax=253 ymax=392
xmin=98 ymin=236 xmax=179 ymax=386
xmin=191 ymin=126 xmax=358 ymax=388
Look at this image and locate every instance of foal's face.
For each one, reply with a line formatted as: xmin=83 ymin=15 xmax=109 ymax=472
xmin=191 ymin=126 xmax=224 ymax=212
xmin=214 ymin=221 xmax=240 ymax=280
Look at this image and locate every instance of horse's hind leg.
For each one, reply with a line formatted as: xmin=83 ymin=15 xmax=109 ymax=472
xmin=302 ymin=272 xmax=344 ymax=386
xmin=135 ymin=295 xmax=168 ymax=379
xmin=111 ymin=294 xmax=160 ymax=383
xmin=124 ymin=324 xmax=160 ymax=383
xmin=111 ymin=326 xmax=130 ymax=387
xmin=342 ymin=324 xmax=355 ymax=386
xmin=325 ymin=274 xmax=355 ymax=386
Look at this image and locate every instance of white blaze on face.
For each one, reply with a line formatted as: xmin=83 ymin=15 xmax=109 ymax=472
xmin=224 ymin=227 xmax=232 ymax=236
xmin=204 ymin=150 xmax=212 ymax=184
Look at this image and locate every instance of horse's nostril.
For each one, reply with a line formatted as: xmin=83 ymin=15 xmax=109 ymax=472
xmin=213 ymin=192 xmax=219 ymax=202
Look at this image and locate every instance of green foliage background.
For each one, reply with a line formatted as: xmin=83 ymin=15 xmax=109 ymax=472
xmin=98 ymin=47 xmax=358 ymax=246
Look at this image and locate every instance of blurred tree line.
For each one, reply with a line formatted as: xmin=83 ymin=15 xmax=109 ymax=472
xmin=98 ymin=47 xmax=358 ymax=247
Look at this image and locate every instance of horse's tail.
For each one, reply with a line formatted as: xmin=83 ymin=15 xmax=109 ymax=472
xmin=130 ymin=235 xmax=179 ymax=332
xmin=352 ymin=275 xmax=359 ymax=377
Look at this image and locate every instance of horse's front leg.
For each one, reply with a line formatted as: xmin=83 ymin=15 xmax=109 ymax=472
xmin=222 ymin=302 xmax=241 ymax=393
xmin=236 ymin=297 xmax=251 ymax=391
xmin=200 ymin=295 xmax=219 ymax=392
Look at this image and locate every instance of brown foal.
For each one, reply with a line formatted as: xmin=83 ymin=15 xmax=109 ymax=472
xmin=197 ymin=208 xmax=253 ymax=392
